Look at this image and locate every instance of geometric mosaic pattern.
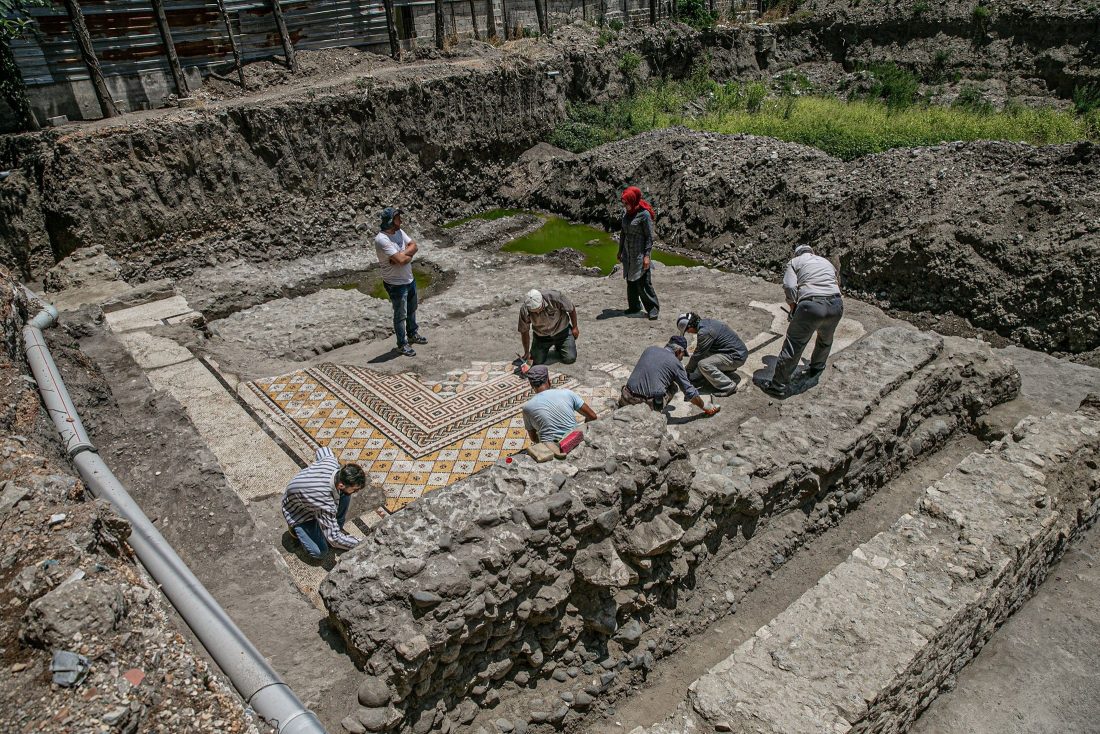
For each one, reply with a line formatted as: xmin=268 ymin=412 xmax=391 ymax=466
xmin=247 ymin=361 xmax=580 ymax=514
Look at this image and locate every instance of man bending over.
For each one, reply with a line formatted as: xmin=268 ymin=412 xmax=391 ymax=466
xmin=282 ymin=447 xmax=365 ymax=561
xmin=521 ymin=365 xmax=598 ymax=443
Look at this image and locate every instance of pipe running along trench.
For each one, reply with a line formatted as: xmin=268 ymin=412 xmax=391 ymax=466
xmin=19 ymin=286 xmax=327 ymax=734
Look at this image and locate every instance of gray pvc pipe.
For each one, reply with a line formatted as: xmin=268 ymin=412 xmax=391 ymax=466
xmin=19 ymin=286 xmax=326 ymax=734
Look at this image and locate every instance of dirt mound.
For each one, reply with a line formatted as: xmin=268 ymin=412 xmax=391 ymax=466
xmin=502 ymin=128 xmax=1100 ymax=353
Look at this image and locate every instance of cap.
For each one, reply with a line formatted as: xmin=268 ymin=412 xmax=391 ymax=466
xmin=666 ymin=335 xmax=688 ymax=352
xmin=526 ymin=364 xmax=550 ymax=386
xmin=380 ymin=206 xmax=403 ymax=230
xmin=524 ymin=289 xmax=544 ymax=311
xmin=793 ymin=243 xmax=814 ymax=256
xmin=676 ymin=312 xmax=698 ymax=334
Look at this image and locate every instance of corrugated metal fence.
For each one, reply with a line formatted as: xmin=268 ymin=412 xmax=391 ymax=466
xmin=10 ymin=0 xmax=447 ymax=86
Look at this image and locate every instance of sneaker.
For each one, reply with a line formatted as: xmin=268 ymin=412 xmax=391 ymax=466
xmin=802 ymin=365 xmax=825 ymax=380
xmin=408 ymin=333 xmax=428 ymax=345
xmin=647 ymin=310 xmax=660 ymax=321
xmin=759 ymin=380 xmax=786 ymax=398
xmin=713 ymin=385 xmax=738 ymax=397
xmin=624 ymin=308 xmax=643 ymax=315
xmin=397 ymin=344 xmax=416 ymax=357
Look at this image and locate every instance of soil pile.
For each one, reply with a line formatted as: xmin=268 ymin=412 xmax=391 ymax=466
xmin=0 ymin=270 xmax=259 ymax=733
xmin=502 ymin=128 xmax=1100 ymax=354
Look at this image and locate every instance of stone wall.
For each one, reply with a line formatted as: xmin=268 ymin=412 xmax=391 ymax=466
xmin=639 ymin=399 xmax=1100 ymax=734
xmin=319 ymin=326 xmax=1018 ymax=733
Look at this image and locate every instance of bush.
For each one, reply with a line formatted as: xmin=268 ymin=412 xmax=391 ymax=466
xmin=866 ymin=63 xmax=919 ymax=108
xmin=927 ymin=49 xmax=952 ymax=84
xmin=971 ymin=3 xmax=991 ymax=34
xmin=608 ymin=18 xmax=624 ymax=31
xmin=912 ymin=0 xmax=930 ymax=16
xmin=953 ymin=85 xmax=994 ymax=114
xmin=677 ymin=0 xmax=717 ymax=29
xmin=744 ymin=82 xmax=768 ymax=113
xmin=1072 ymin=83 xmax=1100 ymax=115
xmin=619 ymin=51 xmax=642 ymax=76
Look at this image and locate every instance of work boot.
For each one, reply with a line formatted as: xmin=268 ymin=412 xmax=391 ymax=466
xmin=802 ymin=365 xmax=826 ymax=380
xmin=398 ymin=344 xmax=416 ymax=357
xmin=713 ymin=385 xmax=738 ymax=397
xmin=758 ymin=380 xmax=786 ymax=398
xmin=647 ymin=310 xmax=660 ymax=321
xmin=409 ymin=333 xmax=428 ymax=345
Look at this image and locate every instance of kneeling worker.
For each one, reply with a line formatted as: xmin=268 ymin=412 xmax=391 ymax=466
xmin=282 ymin=447 xmax=365 ymax=560
xmin=619 ymin=336 xmax=720 ymax=417
xmin=758 ymin=243 xmax=844 ymax=398
xmin=519 ymin=289 xmax=580 ymax=365
xmin=522 ymin=365 xmax=598 ymax=443
xmin=677 ymin=312 xmax=748 ymax=397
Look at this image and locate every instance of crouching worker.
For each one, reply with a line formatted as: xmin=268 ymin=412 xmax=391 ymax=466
xmin=677 ymin=312 xmax=748 ymax=397
xmin=282 ymin=447 xmax=365 ymax=560
xmin=619 ymin=336 xmax=720 ymax=417
xmin=522 ymin=365 xmax=598 ymax=444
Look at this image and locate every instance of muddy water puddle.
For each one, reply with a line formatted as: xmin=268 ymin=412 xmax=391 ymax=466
xmin=322 ymin=263 xmax=441 ymax=300
xmin=446 ymin=209 xmax=703 ymax=274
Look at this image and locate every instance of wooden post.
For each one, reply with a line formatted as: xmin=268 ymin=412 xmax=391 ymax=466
xmin=500 ymin=0 xmax=511 ymax=38
xmin=467 ymin=0 xmax=480 ymax=40
xmin=381 ymin=0 xmax=400 ymax=58
xmin=150 ymin=0 xmax=188 ymax=96
xmin=649 ymin=0 xmax=656 ymax=23
xmin=533 ymin=0 xmax=547 ymax=34
xmin=484 ymin=0 xmax=497 ymax=39
xmin=215 ymin=0 xmax=246 ymax=88
xmin=448 ymin=1 xmax=457 ymax=41
xmin=61 ymin=0 xmax=119 ymax=118
xmin=269 ymin=0 xmax=298 ymax=72
xmin=434 ymin=0 xmax=445 ymax=49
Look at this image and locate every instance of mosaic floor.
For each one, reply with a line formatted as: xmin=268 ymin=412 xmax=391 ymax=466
xmin=248 ymin=361 xmax=621 ymax=517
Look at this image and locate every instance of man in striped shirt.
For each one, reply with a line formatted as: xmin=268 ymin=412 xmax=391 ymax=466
xmin=281 ymin=447 xmax=365 ymax=560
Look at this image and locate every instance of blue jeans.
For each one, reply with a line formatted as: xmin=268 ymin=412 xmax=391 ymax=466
xmin=292 ymin=492 xmax=350 ymax=559
xmin=383 ymin=280 xmax=419 ymax=347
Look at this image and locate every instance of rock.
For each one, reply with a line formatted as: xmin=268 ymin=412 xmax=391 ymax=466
xmin=615 ymin=619 xmax=643 ymax=643
xmin=616 ymin=513 xmax=685 ymax=557
xmin=411 ymin=590 xmax=444 ymax=608
xmin=396 ymin=634 xmax=430 ymax=661
xmin=574 ymin=539 xmax=638 ymax=588
xmin=357 ymin=676 xmax=392 ymax=707
xmin=494 ymin=718 xmax=514 ymax=733
xmin=356 ymin=706 xmax=399 ymax=732
xmin=21 ymin=581 xmax=126 ymax=647
xmin=342 ymin=715 xmax=367 ymax=734
xmin=573 ymin=692 xmax=594 ymax=709
xmin=552 ymin=668 xmax=569 ymax=682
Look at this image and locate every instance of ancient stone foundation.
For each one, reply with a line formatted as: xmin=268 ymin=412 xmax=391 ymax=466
xmin=320 ymin=326 xmax=1018 ymax=733
xmin=638 ymin=399 xmax=1100 ymax=734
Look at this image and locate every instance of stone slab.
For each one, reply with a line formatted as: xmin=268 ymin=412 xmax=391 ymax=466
xmin=104 ymin=295 xmax=197 ymax=333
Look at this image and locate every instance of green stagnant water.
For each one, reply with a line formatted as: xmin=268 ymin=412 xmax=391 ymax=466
xmin=445 ymin=209 xmax=703 ymax=275
xmin=331 ymin=265 xmax=436 ymax=300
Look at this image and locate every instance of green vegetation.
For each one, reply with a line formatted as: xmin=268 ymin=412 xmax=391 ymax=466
xmin=1073 ymin=83 xmax=1100 ymax=115
xmin=550 ymin=74 xmax=1096 ymax=161
xmin=442 ymin=209 xmax=525 ymax=228
xmin=676 ymin=0 xmax=718 ymax=29
xmin=446 ymin=210 xmax=702 ymax=274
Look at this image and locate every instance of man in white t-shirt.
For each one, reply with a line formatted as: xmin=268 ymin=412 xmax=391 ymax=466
xmin=374 ymin=207 xmax=427 ymax=357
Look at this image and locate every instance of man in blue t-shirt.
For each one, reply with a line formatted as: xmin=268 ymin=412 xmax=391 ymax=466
xmin=521 ymin=365 xmax=598 ymax=443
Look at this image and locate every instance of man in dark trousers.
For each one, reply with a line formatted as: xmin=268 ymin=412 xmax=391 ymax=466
xmin=677 ymin=312 xmax=748 ymax=397
xmin=758 ymin=243 xmax=844 ymax=398
xmin=619 ymin=336 xmax=720 ymax=417
xmin=519 ymin=289 xmax=580 ymax=365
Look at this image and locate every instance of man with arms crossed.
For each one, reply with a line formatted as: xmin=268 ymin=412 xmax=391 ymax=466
xmin=375 ymin=206 xmax=428 ymax=357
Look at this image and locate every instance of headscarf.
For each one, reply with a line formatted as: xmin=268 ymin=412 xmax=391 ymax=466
xmin=621 ymin=187 xmax=656 ymax=223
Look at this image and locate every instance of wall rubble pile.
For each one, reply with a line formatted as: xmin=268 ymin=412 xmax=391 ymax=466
xmin=636 ymin=397 xmax=1100 ymax=734
xmin=320 ymin=326 xmax=1018 ymax=733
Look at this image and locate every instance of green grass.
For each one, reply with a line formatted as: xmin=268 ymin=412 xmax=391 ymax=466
xmin=450 ymin=210 xmax=702 ymax=274
xmin=551 ymin=80 xmax=1095 ymax=160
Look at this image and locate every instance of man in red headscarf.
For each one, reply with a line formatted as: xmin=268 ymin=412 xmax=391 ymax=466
xmin=618 ymin=187 xmax=660 ymax=320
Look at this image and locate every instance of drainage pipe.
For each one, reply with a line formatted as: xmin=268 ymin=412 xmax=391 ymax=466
xmin=19 ymin=286 xmax=327 ymax=734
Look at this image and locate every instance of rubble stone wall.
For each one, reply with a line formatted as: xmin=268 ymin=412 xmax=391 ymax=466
xmin=319 ymin=326 xmax=1019 ymax=733
xmin=639 ymin=400 xmax=1100 ymax=734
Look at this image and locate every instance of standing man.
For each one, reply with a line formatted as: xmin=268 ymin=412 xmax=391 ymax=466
xmin=677 ymin=312 xmax=748 ymax=397
xmin=282 ymin=447 xmax=365 ymax=561
xmin=519 ymin=288 xmax=580 ymax=366
xmin=521 ymin=365 xmax=598 ymax=443
xmin=758 ymin=243 xmax=844 ymax=398
xmin=619 ymin=336 xmax=721 ymax=417
xmin=375 ymin=206 xmax=428 ymax=357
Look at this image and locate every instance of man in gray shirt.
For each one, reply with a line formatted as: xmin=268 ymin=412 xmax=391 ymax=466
xmin=619 ymin=336 xmax=720 ymax=417
xmin=519 ymin=289 xmax=580 ymax=365
xmin=758 ymin=243 xmax=844 ymax=398
xmin=677 ymin=312 xmax=748 ymax=397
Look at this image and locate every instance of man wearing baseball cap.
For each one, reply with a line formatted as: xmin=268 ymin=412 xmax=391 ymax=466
xmin=618 ymin=336 xmax=720 ymax=417
xmin=521 ymin=365 xmax=598 ymax=444
xmin=375 ymin=206 xmax=427 ymax=357
xmin=757 ymin=243 xmax=843 ymax=398
xmin=677 ymin=312 xmax=748 ymax=397
xmin=518 ymin=288 xmax=580 ymax=366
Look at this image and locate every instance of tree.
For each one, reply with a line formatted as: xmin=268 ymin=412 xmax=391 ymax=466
xmin=1 ymin=0 xmax=49 ymax=131
xmin=434 ymin=0 xmax=445 ymax=49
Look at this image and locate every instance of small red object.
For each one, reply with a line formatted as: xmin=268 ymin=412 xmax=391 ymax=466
xmin=505 ymin=457 xmax=513 ymax=464
xmin=122 ymin=668 xmax=145 ymax=687
xmin=557 ymin=431 xmax=583 ymax=454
